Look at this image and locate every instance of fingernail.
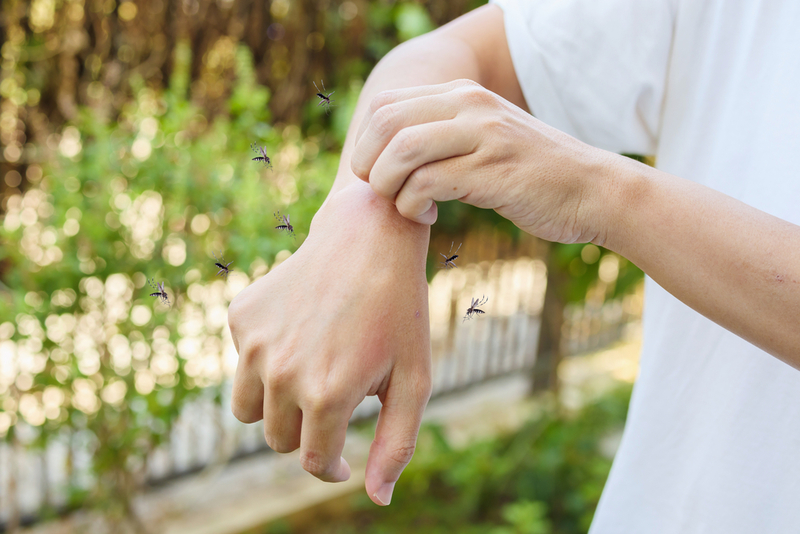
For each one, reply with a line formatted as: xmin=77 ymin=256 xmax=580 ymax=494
xmin=417 ymin=202 xmax=438 ymax=226
xmin=374 ymin=482 xmax=395 ymax=506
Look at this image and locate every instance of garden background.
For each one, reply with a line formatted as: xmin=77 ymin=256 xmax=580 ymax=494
xmin=0 ymin=0 xmax=645 ymax=532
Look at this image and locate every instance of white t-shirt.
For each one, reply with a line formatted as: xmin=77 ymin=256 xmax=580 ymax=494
xmin=490 ymin=0 xmax=800 ymax=532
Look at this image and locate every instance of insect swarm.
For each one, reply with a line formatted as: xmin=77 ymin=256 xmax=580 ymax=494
xmin=313 ymin=80 xmax=335 ymax=114
xmin=274 ymin=211 xmax=294 ymax=238
xmin=251 ymin=142 xmax=272 ymax=169
xmin=439 ymin=241 xmax=462 ymax=269
xmin=213 ymin=251 xmax=233 ymax=279
xmin=147 ymin=278 xmax=171 ymax=307
xmin=463 ymin=295 xmax=488 ymax=323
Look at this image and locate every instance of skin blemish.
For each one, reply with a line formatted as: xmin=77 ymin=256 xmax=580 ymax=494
xmin=415 ymin=310 xmax=420 ymax=318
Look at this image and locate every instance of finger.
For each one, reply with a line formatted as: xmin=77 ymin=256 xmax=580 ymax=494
xmin=353 ymin=79 xmax=479 ymax=147
xmin=365 ymin=369 xmax=432 ymax=506
xmin=262 ymin=386 xmax=302 ymax=453
xmin=394 ymin=155 xmax=478 ymax=224
xmin=230 ymin=358 xmax=265 ymax=424
xmin=298 ymin=400 xmax=353 ymax=482
xmin=368 ymin=120 xmax=478 ymax=202
xmin=351 ymin=95 xmax=461 ymax=182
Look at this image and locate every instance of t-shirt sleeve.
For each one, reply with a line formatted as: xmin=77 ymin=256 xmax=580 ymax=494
xmin=490 ymin=0 xmax=675 ymax=155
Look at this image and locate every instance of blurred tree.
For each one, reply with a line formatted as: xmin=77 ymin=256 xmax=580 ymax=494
xmin=0 ymin=0 xmax=643 ymax=528
xmin=0 ymin=41 xmax=338 ymax=530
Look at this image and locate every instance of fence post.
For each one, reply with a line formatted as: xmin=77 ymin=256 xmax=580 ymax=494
xmin=531 ymin=242 xmax=566 ymax=393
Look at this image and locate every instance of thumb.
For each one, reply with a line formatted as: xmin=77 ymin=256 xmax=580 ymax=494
xmin=365 ymin=371 xmax=431 ymax=506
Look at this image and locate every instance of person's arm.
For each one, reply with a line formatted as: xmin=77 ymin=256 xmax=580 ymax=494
xmin=228 ymin=4 xmax=519 ymax=507
xmin=351 ymin=81 xmax=800 ymax=365
xmin=599 ymin=156 xmax=800 ymax=364
xmin=329 ymin=4 xmax=525 ymax=198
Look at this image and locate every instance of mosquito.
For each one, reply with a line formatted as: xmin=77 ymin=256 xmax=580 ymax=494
xmin=148 ymin=278 xmax=171 ymax=307
xmin=313 ymin=80 xmax=335 ymax=114
xmin=213 ymin=251 xmax=233 ymax=279
xmin=463 ymin=295 xmax=488 ymax=323
xmin=439 ymin=242 xmax=462 ymax=269
xmin=274 ymin=211 xmax=294 ymax=237
xmin=251 ymin=142 xmax=272 ymax=169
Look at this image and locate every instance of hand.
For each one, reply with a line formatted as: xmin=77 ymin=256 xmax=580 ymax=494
xmin=350 ymin=79 xmax=614 ymax=245
xmin=228 ymin=182 xmax=432 ymax=506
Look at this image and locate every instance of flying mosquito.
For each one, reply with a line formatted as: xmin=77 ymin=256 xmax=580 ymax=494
xmin=313 ymin=80 xmax=335 ymax=114
xmin=213 ymin=251 xmax=233 ymax=279
xmin=274 ymin=211 xmax=294 ymax=237
xmin=463 ymin=295 xmax=488 ymax=323
xmin=147 ymin=278 xmax=171 ymax=307
xmin=251 ymin=142 xmax=272 ymax=169
xmin=439 ymin=242 xmax=462 ymax=269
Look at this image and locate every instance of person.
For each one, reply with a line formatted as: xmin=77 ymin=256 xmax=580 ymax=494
xmin=228 ymin=0 xmax=800 ymax=529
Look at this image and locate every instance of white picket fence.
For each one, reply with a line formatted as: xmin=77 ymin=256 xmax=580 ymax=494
xmin=0 ymin=256 xmax=640 ymax=528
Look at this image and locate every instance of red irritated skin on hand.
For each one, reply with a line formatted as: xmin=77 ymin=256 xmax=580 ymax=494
xmin=228 ymin=1 xmax=800 ymax=511
xmin=228 ymin=180 xmax=432 ymax=505
xmin=228 ymin=4 xmax=529 ymax=507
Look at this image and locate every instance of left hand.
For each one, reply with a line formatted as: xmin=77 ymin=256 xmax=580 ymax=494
xmin=350 ymin=79 xmax=616 ymax=245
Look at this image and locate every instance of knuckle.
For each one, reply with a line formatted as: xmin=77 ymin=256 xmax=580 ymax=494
xmin=371 ymin=175 xmax=396 ymax=200
xmin=300 ymin=450 xmax=334 ymax=478
xmin=396 ymin=197 xmax=420 ymax=221
xmin=386 ymin=441 xmax=417 ymax=467
xmin=483 ymin=113 xmax=514 ymax=136
xmin=369 ymin=90 xmax=397 ymax=115
xmin=397 ymin=197 xmax=429 ymax=223
xmin=372 ymin=104 xmax=400 ymax=138
xmin=350 ymin=152 xmax=368 ymax=179
xmin=265 ymin=356 xmax=294 ymax=391
xmin=304 ymin=385 xmax=344 ymax=414
xmin=230 ymin=392 xmax=261 ymax=423
xmin=461 ymin=85 xmax=493 ymax=106
xmin=392 ymin=128 xmax=422 ymax=162
xmin=409 ymin=164 xmax=435 ymax=193
xmin=263 ymin=428 xmax=296 ymax=454
xmin=227 ymin=296 xmax=243 ymax=334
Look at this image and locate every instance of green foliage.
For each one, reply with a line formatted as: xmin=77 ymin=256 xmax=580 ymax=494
xmin=0 ymin=0 xmax=643 ymax=526
xmin=491 ymin=501 xmax=551 ymax=534
xmin=394 ymin=3 xmax=437 ymax=42
xmin=0 ymin=43 xmax=337 ymax=519
xmin=287 ymin=385 xmax=633 ymax=534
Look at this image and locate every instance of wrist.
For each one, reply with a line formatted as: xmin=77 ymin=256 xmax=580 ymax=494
xmin=593 ymin=153 xmax=654 ymax=256
xmin=310 ymin=179 xmax=431 ymax=266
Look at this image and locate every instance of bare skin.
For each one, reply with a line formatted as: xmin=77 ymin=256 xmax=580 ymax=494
xmin=229 ymin=4 xmax=517 ymax=506
xmin=230 ymin=1 xmax=800 ymax=509
xmin=350 ymin=51 xmax=800 ymax=366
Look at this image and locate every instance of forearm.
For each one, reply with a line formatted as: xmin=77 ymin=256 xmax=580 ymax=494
xmin=601 ymin=155 xmax=800 ymax=365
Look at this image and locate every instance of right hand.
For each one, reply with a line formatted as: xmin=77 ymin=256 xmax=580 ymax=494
xmin=228 ymin=181 xmax=433 ymax=506
xmin=350 ymin=80 xmax=613 ymax=245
